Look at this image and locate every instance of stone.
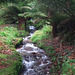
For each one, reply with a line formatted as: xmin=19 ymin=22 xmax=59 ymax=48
xmin=24 ymin=47 xmax=33 ymax=51
xmin=23 ymin=40 xmax=32 ymax=44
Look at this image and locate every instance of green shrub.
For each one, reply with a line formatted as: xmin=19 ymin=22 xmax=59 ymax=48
xmin=31 ymin=30 xmax=43 ymax=43
xmin=31 ymin=25 xmax=52 ymax=43
xmin=0 ymin=27 xmax=28 ymax=45
xmin=34 ymin=20 xmax=49 ymax=29
xmin=18 ymin=30 xmax=29 ymax=37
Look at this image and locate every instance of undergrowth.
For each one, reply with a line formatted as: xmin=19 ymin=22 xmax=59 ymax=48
xmin=0 ymin=26 xmax=28 ymax=75
xmin=0 ymin=52 xmax=22 ymax=75
xmin=31 ymin=25 xmax=52 ymax=44
xmin=31 ymin=25 xmax=75 ymax=75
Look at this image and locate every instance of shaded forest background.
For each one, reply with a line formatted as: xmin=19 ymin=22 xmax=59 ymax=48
xmin=0 ymin=0 xmax=75 ymax=75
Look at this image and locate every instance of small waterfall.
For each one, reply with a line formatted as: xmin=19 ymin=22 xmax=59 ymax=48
xmin=17 ymin=26 xmax=51 ymax=75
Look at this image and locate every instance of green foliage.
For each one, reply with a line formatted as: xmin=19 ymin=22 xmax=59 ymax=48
xmin=57 ymin=18 xmax=75 ymax=44
xmin=0 ymin=0 xmax=33 ymax=24
xmin=0 ymin=54 xmax=8 ymax=59
xmin=42 ymin=25 xmax=52 ymax=33
xmin=18 ymin=0 xmax=47 ymax=20
xmin=43 ymin=46 xmax=55 ymax=57
xmin=31 ymin=30 xmax=43 ymax=43
xmin=19 ymin=30 xmax=29 ymax=37
xmin=19 ymin=11 xmax=47 ymax=19
xmin=31 ymin=25 xmax=57 ymax=74
xmin=31 ymin=25 xmax=52 ymax=43
xmin=34 ymin=19 xmax=50 ymax=29
xmin=0 ymin=45 xmax=5 ymax=50
xmin=36 ymin=0 xmax=75 ymax=17
xmin=0 ymin=26 xmax=25 ymax=75
xmin=34 ymin=21 xmax=43 ymax=29
xmin=15 ymin=38 xmax=23 ymax=48
xmin=0 ymin=3 xmax=20 ymax=24
xmin=51 ymin=13 xmax=69 ymax=24
xmin=31 ymin=24 xmax=75 ymax=75
xmin=0 ymin=20 xmax=5 ymax=25
xmin=0 ymin=0 xmax=19 ymax=3
xmin=0 ymin=27 xmax=26 ymax=45
xmin=35 ymin=0 xmax=75 ymax=44
xmin=62 ymin=59 xmax=75 ymax=75
xmin=0 ymin=52 xmax=22 ymax=75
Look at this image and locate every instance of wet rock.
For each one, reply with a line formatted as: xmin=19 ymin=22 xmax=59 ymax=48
xmin=34 ymin=61 xmax=41 ymax=66
xmin=20 ymin=52 xmax=29 ymax=56
xmin=24 ymin=47 xmax=33 ymax=51
xmin=31 ymin=52 xmax=40 ymax=57
xmin=23 ymin=40 xmax=32 ymax=44
xmin=43 ymin=60 xmax=49 ymax=64
xmin=27 ymin=36 xmax=31 ymax=39
xmin=22 ymin=64 xmax=27 ymax=71
xmin=25 ymin=69 xmax=38 ymax=75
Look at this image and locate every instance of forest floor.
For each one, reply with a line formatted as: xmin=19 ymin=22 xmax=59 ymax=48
xmin=0 ymin=24 xmax=23 ymax=75
xmin=46 ymin=36 xmax=75 ymax=60
xmin=43 ymin=36 xmax=75 ymax=74
xmin=0 ymin=24 xmax=13 ymax=69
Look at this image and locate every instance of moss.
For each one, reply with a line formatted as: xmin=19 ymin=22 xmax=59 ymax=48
xmin=15 ymin=38 xmax=23 ymax=48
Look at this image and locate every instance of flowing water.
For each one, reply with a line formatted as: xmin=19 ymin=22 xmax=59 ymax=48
xmin=16 ymin=26 xmax=51 ymax=75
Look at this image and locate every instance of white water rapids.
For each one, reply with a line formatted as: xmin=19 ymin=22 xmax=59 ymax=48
xmin=16 ymin=26 xmax=51 ymax=75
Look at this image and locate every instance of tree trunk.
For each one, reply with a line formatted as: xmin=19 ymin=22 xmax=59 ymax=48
xmin=52 ymin=23 xmax=58 ymax=37
xmin=18 ymin=17 xmax=25 ymax=30
xmin=25 ymin=19 xmax=27 ymax=31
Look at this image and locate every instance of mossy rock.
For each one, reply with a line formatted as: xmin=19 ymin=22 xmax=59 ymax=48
xmin=15 ymin=38 xmax=23 ymax=48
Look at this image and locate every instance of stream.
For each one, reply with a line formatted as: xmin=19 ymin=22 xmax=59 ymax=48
xmin=16 ymin=26 xmax=51 ymax=75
